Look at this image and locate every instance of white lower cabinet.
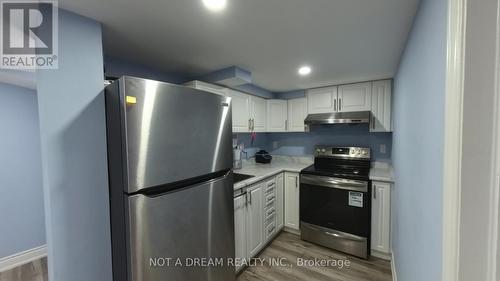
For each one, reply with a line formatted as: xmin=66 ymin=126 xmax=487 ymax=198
xmin=284 ymin=172 xmax=300 ymax=231
xmin=246 ymin=184 xmax=264 ymax=258
xmin=371 ymin=181 xmax=392 ymax=259
xmin=234 ymin=194 xmax=247 ymax=273
xmin=233 ymin=173 xmax=287 ymax=273
xmin=276 ymin=173 xmax=284 ymax=229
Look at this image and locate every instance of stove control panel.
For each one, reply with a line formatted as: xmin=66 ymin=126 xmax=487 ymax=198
xmin=315 ymin=146 xmax=371 ymax=159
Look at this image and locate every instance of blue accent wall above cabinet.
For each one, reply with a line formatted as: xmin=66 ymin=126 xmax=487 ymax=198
xmin=234 ymin=124 xmax=392 ymax=161
xmin=269 ymin=124 xmax=392 ymax=160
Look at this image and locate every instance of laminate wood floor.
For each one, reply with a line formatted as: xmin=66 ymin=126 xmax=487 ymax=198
xmin=237 ymin=232 xmax=392 ymax=281
xmin=0 ymin=258 xmax=48 ymax=281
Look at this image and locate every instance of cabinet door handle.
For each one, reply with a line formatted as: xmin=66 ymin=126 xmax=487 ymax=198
xmin=285 ymin=120 xmax=288 ymax=131
xmin=248 ymin=119 xmax=251 ymax=130
xmin=251 ymin=119 xmax=255 ymax=130
xmin=372 ymin=116 xmax=376 ymax=130
xmin=339 ymin=99 xmax=342 ymax=111
xmin=373 ymin=186 xmax=376 ymax=199
xmin=295 ymin=177 xmax=298 ymax=188
xmin=334 ymin=99 xmax=337 ymax=111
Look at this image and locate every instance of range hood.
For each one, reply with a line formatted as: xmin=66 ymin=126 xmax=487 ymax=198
xmin=304 ymin=111 xmax=370 ymax=126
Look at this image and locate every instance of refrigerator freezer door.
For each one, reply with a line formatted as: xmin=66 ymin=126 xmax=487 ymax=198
xmin=108 ymin=77 xmax=233 ymax=193
xmin=127 ymin=172 xmax=235 ymax=281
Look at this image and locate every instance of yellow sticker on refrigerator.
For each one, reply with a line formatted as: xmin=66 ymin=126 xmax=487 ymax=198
xmin=125 ymin=96 xmax=137 ymax=104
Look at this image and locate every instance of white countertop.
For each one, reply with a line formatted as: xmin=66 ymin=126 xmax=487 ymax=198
xmin=233 ymin=156 xmax=394 ymax=191
xmin=233 ymin=156 xmax=313 ymax=190
xmin=369 ymin=161 xmax=394 ymax=182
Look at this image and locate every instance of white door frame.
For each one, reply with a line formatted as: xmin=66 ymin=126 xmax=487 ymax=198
xmin=442 ymin=0 xmax=466 ymax=280
xmin=443 ymin=0 xmax=500 ymax=280
xmin=490 ymin=0 xmax=500 ymax=278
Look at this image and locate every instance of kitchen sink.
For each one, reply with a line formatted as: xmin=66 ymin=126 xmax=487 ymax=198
xmin=233 ymin=173 xmax=254 ymax=184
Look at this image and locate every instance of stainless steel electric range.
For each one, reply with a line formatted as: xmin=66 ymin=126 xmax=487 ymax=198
xmin=300 ymin=146 xmax=371 ymax=259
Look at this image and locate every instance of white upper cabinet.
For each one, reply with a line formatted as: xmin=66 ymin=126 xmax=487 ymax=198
xmin=338 ymin=82 xmax=372 ymax=112
xmin=187 ymin=79 xmax=392 ymax=134
xmin=266 ymin=100 xmax=288 ymax=132
xmin=250 ymin=96 xmax=267 ymax=132
xmin=307 ymin=86 xmax=338 ymax=114
xmin=287 ymin=98 xmax=308 ymax=132
xmin=226 ymin=89 xmax=251 ymax=133
xmin=370 ymin=80 xmax=392 ymax=132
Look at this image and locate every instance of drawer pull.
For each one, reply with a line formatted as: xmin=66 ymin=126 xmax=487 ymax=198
xmin=268 ymin=226 xmax=276 ymax=234
xmin=266 ymin=209 xmax=275 ymax=216
xmin=266 ymin=199 xmax=275 ymax=207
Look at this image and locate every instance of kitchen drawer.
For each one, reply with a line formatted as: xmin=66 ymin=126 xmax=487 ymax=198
xmin=265 ymin=179 xmax=276 ymax=194
xmin=265 ymin=192 xmax=276 ymax=207
xmin=265 ymin=207 xmax=276 ymax=225
xmin=266 ymin=222 xmax=276 ymax=240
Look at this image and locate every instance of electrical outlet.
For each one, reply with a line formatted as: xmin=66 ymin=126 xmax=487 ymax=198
xmin=380 ymin=144 xmax=386 ymax=154
xmin=273 ymin=141 xmax=279 ymax=149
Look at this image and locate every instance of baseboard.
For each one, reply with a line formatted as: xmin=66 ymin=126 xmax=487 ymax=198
xmin=391 ymin=251 xmax=398 ymax=281
xmin=371 ymin=249 xmax=392 ymax=261
xmin=0 ymin=245 xmax=47 ymax=272
xmin=283 ymin=226 xmax=300 ymax=235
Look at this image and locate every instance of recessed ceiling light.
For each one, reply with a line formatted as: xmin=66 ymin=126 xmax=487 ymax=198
xmin=298 ymin=66 xmax=312 ymax=76
xmin=202 ymin=0 xmax=227 ymax=12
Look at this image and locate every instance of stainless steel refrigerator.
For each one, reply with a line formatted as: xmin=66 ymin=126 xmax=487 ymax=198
xmin=105 ymin=76 xmax=235 ymax=281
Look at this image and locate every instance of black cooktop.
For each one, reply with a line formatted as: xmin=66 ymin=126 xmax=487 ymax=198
xmin=301 ymin=156 xmax=371 ymax=181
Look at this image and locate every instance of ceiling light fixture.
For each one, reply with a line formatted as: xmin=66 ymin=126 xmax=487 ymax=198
xmin=202 ymin=0 xmax=227 ymax=12
xmin=298 ymin=66 xmax=312 ymax=76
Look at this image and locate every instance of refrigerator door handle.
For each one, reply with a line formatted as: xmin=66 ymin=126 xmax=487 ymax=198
xmin=136 ymin=169 xmax=232 ymax=197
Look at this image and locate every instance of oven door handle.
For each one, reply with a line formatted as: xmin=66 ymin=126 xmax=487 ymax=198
xmin=325 ymin=230 xmax=366 ymax=242
xmin=300 ymin=174 xmax=368 ymax=192
xmin=304 ymin=222 xmax=367 ymax=242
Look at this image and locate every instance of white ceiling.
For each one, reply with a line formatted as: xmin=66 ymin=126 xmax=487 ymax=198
xmin=59 ymin=0 xmax=420 ymax=92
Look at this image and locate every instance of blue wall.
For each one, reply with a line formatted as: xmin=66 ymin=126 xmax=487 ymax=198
xmin=36 ymin=10 xmax=112 ymax=281
xmin=234 ymin=124 xmax=392 ymax=160
xmin=0 ymin=83 xmax=45 ymax=258
xmin=104 ymin=56 xmax=187 ymax=84
xmin=391 ymin=0 xmax=446 ymax=279
xmin=270 ymin=125 xmax=391 ymax=160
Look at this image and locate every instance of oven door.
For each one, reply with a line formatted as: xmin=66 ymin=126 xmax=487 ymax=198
xmin=299 ymin=174 xmax=371 ymax=258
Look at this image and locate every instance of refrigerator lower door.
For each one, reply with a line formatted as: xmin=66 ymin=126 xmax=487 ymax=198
xmin=126 ymin=173 xmax=235 ymax=281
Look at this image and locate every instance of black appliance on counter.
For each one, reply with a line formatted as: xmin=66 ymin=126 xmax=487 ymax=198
xmin=300 ymin=146 xmax=371 ymax=259
xmin=255 ymin=150 xmax=272 ymax=164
